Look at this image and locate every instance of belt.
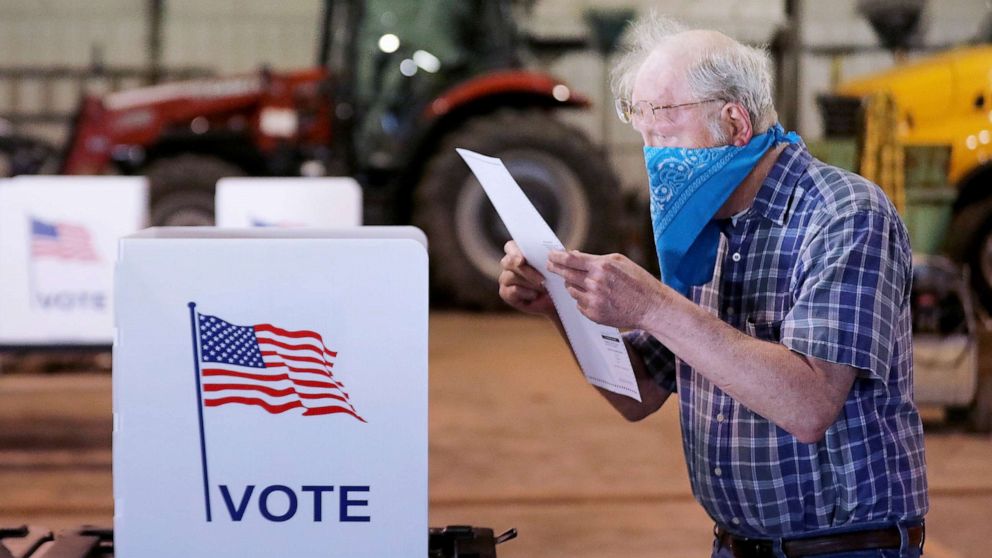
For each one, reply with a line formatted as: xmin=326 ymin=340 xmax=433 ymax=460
xmin=716 ymin=524 xmax=924 ymax=558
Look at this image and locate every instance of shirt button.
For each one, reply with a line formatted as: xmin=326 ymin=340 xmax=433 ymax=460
xmin=731 ymin=252 xmax=742 ymax=262
xmin=725 ymin=307 xmax=735 ymax=316
xmin=716 ymin=413 xmax=726 ymax=422
xmin=731 ymin=517 xmax=741 ymax=526
xmin=714 ymin=467 xmax=722 ymax=477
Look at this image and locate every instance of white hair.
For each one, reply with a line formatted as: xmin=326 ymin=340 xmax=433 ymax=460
xmin=611 ymin=13 xmax=778 ymax=136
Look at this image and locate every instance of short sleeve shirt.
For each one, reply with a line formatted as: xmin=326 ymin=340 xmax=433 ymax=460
xmin=624 ymin=143 xmax=928 ymax=538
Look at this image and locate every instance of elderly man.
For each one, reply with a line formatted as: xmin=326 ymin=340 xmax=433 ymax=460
xmin=497 ymin=16 xmax=927 ymax=558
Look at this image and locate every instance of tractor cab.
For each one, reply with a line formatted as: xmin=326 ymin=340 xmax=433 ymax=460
xmin=349 ymin=0 xmax=519 ymax=171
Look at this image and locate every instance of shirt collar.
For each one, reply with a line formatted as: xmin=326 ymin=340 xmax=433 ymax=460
xmin=747 ymin=141 xmax=812 ymax=226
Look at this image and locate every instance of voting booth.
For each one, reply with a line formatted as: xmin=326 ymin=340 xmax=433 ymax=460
xmin=215 ymin=177 xmax=362 ymax=228
xmin=0 ymin=175 xmax=148 ymax=347
xmin=113 ymin=226 xmax=428 ymax=557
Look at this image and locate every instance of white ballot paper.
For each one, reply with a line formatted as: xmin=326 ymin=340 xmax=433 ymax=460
xmin=457 ymin=148 xmax=641 ymax=401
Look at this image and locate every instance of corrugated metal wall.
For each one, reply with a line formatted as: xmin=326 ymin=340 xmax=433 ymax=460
xmin=161 ymin=0 xmax=318 ymax=72
xmin=0 ymin=1 xmax=145 ymax=67
xmin=0 ymin=0 xmax=319 ymax=68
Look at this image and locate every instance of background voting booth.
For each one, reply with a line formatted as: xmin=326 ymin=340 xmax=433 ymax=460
xmin=215 ymin=177 xmax=363 ymax=228
xmin=0 ymin=175 xmax=148 ymax=346
xmin=113 ymin=227 xmax=427 ymax=557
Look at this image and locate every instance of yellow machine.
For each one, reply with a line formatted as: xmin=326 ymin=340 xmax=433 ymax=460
xmin=836 ymin=44 xmax=992 ymax=189
xmin=826 ymin=45 xmax=992 ymax=316
xmin=816 ymin=50 xmax=992 ymax=432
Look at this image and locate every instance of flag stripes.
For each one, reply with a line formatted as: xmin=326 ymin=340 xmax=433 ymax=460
xmin=201 ymin=369 xmax=342 ymax=388
xmin=203 ymin=397 xmax=361 ymax=417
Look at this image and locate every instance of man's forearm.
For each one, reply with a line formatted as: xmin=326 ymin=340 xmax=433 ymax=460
xmin=639 ymin=292 xmax=853 ymax=442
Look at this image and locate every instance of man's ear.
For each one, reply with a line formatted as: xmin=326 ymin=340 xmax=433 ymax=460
xmin=722 ymin=102 xmax=753 ymax=146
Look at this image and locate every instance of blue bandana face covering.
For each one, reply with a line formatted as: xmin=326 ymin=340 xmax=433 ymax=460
xmin=645 ymin=123 xmax=800 ymax=296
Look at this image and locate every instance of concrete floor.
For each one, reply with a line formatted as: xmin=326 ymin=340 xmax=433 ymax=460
xmin=1 ymin=312 xmax=990 ymax=557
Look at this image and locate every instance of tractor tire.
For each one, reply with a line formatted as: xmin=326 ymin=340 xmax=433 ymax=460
xmin=0 ymin=133 xmax=55 ymax=176
xmin=952 ymin=198 xmax=992 ymax=315
xmin=414 ymin=109 xmax=622 ymax=309
xmin=146 ymin=154 xmax=245 ymax=226
xmin=968 ymin=325 xmax=992 ymax=432
xmin=947 ymin=325 xmax=992 ymax=433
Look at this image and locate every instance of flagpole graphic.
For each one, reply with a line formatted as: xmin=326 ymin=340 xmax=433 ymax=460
xmin=188 ymin=302 xmax=213 ymax=522
xmin=27 ymin=218 xmax=38 ymax=308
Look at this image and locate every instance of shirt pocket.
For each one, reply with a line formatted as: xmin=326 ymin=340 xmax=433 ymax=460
xmin=742 ymin=289 xmax=791 ymax=342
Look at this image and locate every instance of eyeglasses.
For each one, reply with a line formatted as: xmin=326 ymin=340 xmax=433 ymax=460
xmin=614 ymin=98 xmax=724 ymax=125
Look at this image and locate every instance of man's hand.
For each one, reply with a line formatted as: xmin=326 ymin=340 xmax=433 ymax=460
xmin=498 ymin=241 xmax=556 ymax=317
xmin=547 ymin=250 xmax=667 ymax=329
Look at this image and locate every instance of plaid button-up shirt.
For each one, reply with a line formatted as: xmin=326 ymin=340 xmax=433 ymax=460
xmin=625 ymin=143 xmax=928 ymax=538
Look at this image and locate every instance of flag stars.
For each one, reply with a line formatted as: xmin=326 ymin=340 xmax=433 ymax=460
xmin=198 ymin=314 xmax=266 ymax=368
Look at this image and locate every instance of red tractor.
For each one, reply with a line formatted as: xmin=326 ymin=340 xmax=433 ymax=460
xmin=5 ymin=0 xmax=621 ymax=308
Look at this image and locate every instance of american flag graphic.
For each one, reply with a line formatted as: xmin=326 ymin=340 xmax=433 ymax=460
xmin=30 ymin=217 xmax=100 ymax=262
xmin=195 ymin=312 xmax=365 ymax=422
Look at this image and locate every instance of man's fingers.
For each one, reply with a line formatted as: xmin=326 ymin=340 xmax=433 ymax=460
xmin=565 ymin=284 xmax=579 ymax=301
xmin=548 ymin=249 xmax=592 ymax=271
xmin=516 ymin=262 xmax=545 ymax=287
xmin=501 ymin=242 xmax=528 ymax=271
xmin=500 ymin=249 xmax=547 ymax=286
xmin=501 ymin=264 xmax=545 ymax=292
xmin=499 ymin=277 xmax=544 ymax=305
xmin=564 ymin=279 xmax=587 ymax=293
xmin=548 ymin=260 xmax=589 ymax=287
xmin=500 ymin=269 xmax=528 ymax=289
xmin=505 ymin=284 xmax=540 ymax=302
xmin=500 ymin=252 xmax=524 ymax=270
xmin=565 ymin=284 xmax=588 ymax=303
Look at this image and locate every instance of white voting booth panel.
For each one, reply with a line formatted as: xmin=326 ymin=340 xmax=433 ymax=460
xmin=215 ymin=177 xmax=362 ymax=228
xmin=113 ymin=227 xmax=428 ymax=557
xmin=0 ymin=175 xmax=148 ymax=346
